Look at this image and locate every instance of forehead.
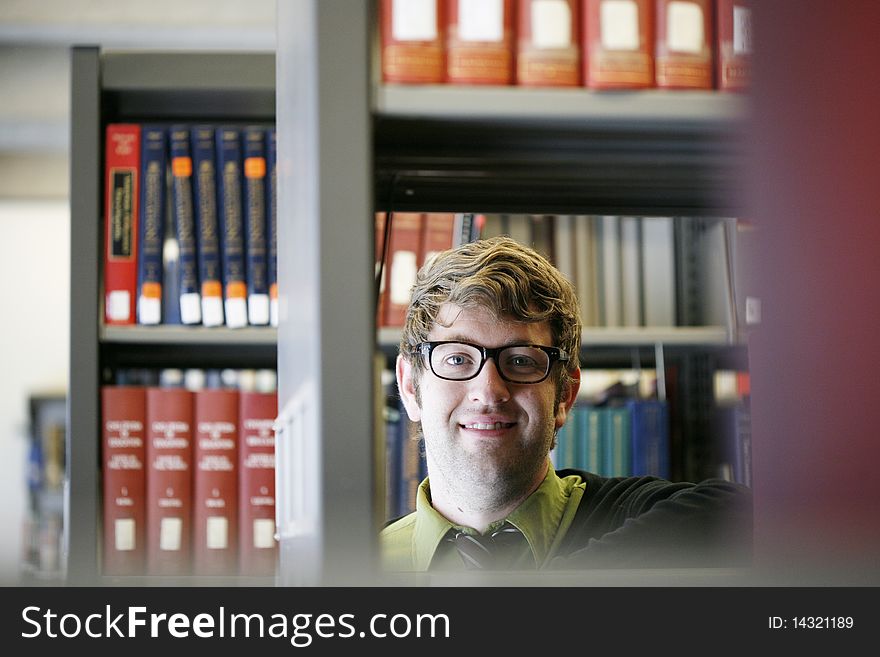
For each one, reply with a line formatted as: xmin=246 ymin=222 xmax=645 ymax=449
xmin=428 ymin=303 xmax=553 ymax=346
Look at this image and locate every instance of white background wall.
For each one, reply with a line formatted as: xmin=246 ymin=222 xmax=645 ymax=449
xmin=0 ymin=201 xmax=70 ymax=583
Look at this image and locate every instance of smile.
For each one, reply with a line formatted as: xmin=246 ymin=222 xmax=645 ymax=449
xmin=461 ymin=422 xmax=515 ymax=430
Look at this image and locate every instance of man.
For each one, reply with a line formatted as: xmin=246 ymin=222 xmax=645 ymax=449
xmin=381 ymin=236 xmax=751 ymax=571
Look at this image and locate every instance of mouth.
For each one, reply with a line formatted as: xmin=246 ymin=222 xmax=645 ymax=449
xmin=461 ymin=422 xmax=516 ymax=431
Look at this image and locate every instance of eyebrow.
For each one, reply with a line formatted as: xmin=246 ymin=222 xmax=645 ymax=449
xmin=436 ymin=335 xmax=543 ymax=349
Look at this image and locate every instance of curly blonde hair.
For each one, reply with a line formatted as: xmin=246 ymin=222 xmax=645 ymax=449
xmin=400 ymin=235 xmax=581 ymax=402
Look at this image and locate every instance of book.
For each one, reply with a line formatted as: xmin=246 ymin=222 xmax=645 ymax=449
xmin=101 ymin=385 xmax=147 ymax=575
xmin=641 ymin=216 xmax=676 ymax=326
xmin=654 ymin=0 xmax=714 ymax=89
xmin=161 ymin=166 xmax=182 ymax=325
xmin=243 ymin=126 xmax=270 ymax=326
xmin=446 ymin=0 xmax=514 ymax=85
xmin=215 ymin=126 xmax=248 ymax=329
xmin=238 ymin=383 xmax=278 ymax=575
xmin=266 ymin=126 xmax=279 ymax=327
xmin=597 ymin=215 xmax=622 ymax=327
xmin=191 ymin=125 xmax=224 ymax=327
xmin=380 ymin=0 xmax=446 ymax=84
xmin=582 ymin=405 xmax=604 ymax=474
xmin=136 ymin=125 xmax=166 ymax=326
xmin=145 ymin=386 xmax=194 ymax=575
xmin=193 ymin=388 xmax=239 ymax=576
xmin=516 ymin=0 xmax=581 ymax=86
xmin=619 ymin=216 xmax=643 ymax=327
xmin=716 ymin=0 xmax=751 ymax=92
xmin=104 ymin=123 xmax=141 ymax=325
xmin=507 ymin=213 xmax=532 ymax=245
xmin=573 ymin=215 xmax=600 ymax=327
xmin=169 ymin=125 xmax=202 ymax=325
xmin=382 ymin=212 xmax=424 ymax=327
xmin=603 ymin=403 xmax=631 ymax=477
xmin=420 ymin=212 xmax=455 ymax=268
xmin=627 ymin=398 xmax=670 ymax=478
xmin=582 ymin=0 xmax=654 ymax=89
xmin=552 ymin=214 xmax=576 ymax=290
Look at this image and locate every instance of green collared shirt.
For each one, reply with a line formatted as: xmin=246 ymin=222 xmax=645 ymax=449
xmin=380 ymin=464 xmax=586 ymax=571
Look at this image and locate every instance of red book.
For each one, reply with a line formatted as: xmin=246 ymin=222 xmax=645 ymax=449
xmin=382 ymin=212 xmax=425 ymax=327
xmin=101 ymin=385 xmax=147 ymax=575
xmin=238 ymin=390 xmax=279 ymax=576
xmin=380 ymin=0 xmax=446 ymax=83
xmin=716 ymin=0 xmax=751 ymax=91
xmin=420 ymin=212 xmax=456 ymax=267
xmin=516 ymin=0 xmax=581 ymax=86
xmin=583 ymin=0 xmax=654 ymax=89
xmin=145 ymin=387 xmax=194 ymax=576
xmin=104 ymin=123 xmax=141 ymax=325
xmin=654 ymin=0 xmax=714 ymax=89
xmin=446 ymin=0 xmax=514 ymax=85
xmin=193 ymin=389 xmax=239 ymax=576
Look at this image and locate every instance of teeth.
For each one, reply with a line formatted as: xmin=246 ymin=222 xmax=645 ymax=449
xmin=464 ymin=422 xmax=510 ymax=430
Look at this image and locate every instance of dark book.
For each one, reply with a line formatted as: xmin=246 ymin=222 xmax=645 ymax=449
xmin=266 ymin=126 xmax=278 ymax=327
xmin=190 ymin=125 xmax=224 ymax=327
xmin=627 ymin=398 xmax=670 ymax=478
xmin=136 ymin=125 xmax=166 ymax=325
xmin=215 ymin=126 xmax=248 ymax=329
xmin=243 ymin=126 xmax=270 ymax=326
xmin=169 ymin=125 xmax=202 ymax=325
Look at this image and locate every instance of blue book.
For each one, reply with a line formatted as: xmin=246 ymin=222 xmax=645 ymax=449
xmin=169 ymin=125 xmax=201 ymax=325
xmin=215 ymin=127 xmax=248 ymax=328
xmin=627 ymin=399 xmax=670 ymax=479
xmin=190 ymin=126 xmax=224 ymax=327
xmin=242 ymin=126 xmax=270 ymax=325
xmin=266 ymin=126 xmax=278 ymax=327
xmin=136 ymin=125 xmax=167 ymax=325
xmin=582 ymin=406 xmax=603 ymax=475
xmin=602 ymin=404 xmax=631 ymax=477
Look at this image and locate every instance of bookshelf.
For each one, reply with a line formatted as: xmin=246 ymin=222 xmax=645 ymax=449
xmin=67 ymin=47 xmax=277 ymax=585
xmin=275 ymin=1 xmax=749 ymax=585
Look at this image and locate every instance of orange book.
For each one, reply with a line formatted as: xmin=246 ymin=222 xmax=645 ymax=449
xmin=238 ymin=389 xmax=278 ymax=576
xmin=446 ymin=0 xmax=514 ymax=85
xmin=101 ymin=385 xmax=147 ymax=575
xmin=716 ymin=0 xmax=751 ymax=91
xmin=104 ymin=124 xmax=141 ymax=325
xmin=582 ymin=0 xmax=654 ymax=89
xmin=382 ymin=212 xmax=425 ymax=327
xmin=380 ymin=0 xmax=446 ymax=83
xmin=516 ymin=0 xmax=581 ymax=86
xmin=654 ymin=0 xmax=714 ymax=89
xmin=145 ymin=387 xmax=194 ymax=576
xmin=193 ymin=389 xmax=239 ymax=576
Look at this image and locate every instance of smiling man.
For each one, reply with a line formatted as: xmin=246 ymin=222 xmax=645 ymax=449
xmin=380 ymin=236 xmax=752 ymax=572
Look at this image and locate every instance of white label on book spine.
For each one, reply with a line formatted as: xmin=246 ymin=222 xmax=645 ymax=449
xmin=390 ymin=250 xmax=418 ymax=306
xmin=206 ymin=516 xmax=228 ymax=549
xmin=115 ymin=518 xmax=136 ymax=551
xmin=138 ymin=296 xmax=161 ymax=325
xmin=532 ymin=0 xmax=572 ymax=49
xmin=733 ymin=6 xmax=752 ymax=54
xmin=201 ymin=296 xmax=224 ymax=328
xmin=254 ymin=518 xmax=276 ymax=549
xmin=667 ymin=1 xmax=704 ymax=54
xmin=180 ymin=292 xmax=201 ymax=325
xmin=248 ymin=294 xmax=270 ymax=326
xmin=107 ymin=290 xmax=131 ymax=322
xmin=225 ymin=298 xmax=248 ymax=329
xmin=601 ymin=0 xmax=640 ymax=50
xmin=159 ymin=517 xmax=182 ymax=551
xmin=393 ymin=0 xmax=437 ymax=41
xmin=459 ymin=0 xmax=503 ymax=42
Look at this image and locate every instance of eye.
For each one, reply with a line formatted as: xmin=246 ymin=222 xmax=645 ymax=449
xmin=444 ymin=353 xmax=474 ymax=367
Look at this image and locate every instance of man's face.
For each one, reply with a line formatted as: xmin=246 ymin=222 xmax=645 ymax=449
xmin=397 ymin=303 xmax=579 ymax=509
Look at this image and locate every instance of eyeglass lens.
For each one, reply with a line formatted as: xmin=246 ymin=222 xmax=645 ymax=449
xmin=429 ymin=343 xmax=550 ymax=383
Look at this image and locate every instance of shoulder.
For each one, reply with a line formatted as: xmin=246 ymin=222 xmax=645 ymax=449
xmin=380 ymin=512 xmax=418 ymax=572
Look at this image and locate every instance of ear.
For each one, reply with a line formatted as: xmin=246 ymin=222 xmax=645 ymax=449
xmin=396 ymin=354 xmax=422 ymax=422
xmin=554 ymin=368 xmax=581 ymax=431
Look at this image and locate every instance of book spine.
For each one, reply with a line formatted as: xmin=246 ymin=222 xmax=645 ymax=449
xmin=169 ymin=125 xmax=202 ymax=325
xmin=193 ymin=389 xmax=239 ymax=575
xmin=266 ymin=126 xmax=279 ymax=327
xmin=716 ymin=0 xmax=751 ymax=91
xmin=620 ymin=216 xmax=643 ymax=327
xmin=628 ymin=398 xmax=670 ymax=477
xmin=641 ymin=216 xmax=676 ymax=326
xmin=383 ymin=212 xmax=424 ymax=327
xmin=583 ymin=0 xmax=654 ymax=89
xmin=654 ymin=0 xmax=715 ymax=89
xmin=238 ymin=389 xmax=278 ymax=576
xmin=145 ymin=387 xmax=194 ymax=575
xmin=101 ymin=385 xmax=147 ymax=575
xmin=516 ymin=0 xmax=581 ymax=86
xmin=215 ymin=127 xmax=248 ymax=329
xmin=420 ymin=212 xmax=455 ymax=268
xmin=190 ymin=126 xmax=224 ymax=327
xmin=446 ymin=0 xmax=514 ymax=85
xmin=243 ymin=127 xmax=270 ymax=326
xmin=380 ymin=0 xmax=446 ymax=83
xmin=136 ymin=125 xmax=166 ymax=326
xmin=104 ymin=123 xmax=141 ymax=325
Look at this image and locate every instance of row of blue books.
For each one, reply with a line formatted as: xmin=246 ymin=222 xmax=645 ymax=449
xmin=136 ymin=123 xmax=277 ymax=328
xmin=553 ymin=399 xmax=671 ymax=479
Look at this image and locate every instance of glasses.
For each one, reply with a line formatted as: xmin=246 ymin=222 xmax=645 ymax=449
xmin=412 ymin=341 xmax=569 ymax=384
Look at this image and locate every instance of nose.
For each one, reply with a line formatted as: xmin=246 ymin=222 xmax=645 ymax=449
xmin=468 ymin=357 xmax=511 ymax=405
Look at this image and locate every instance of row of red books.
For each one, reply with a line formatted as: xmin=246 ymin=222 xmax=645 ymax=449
xmin=381 ymin=0 xmax=750 ymax=91
xmin=101 ymin=376 xmax=278 ymax=577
